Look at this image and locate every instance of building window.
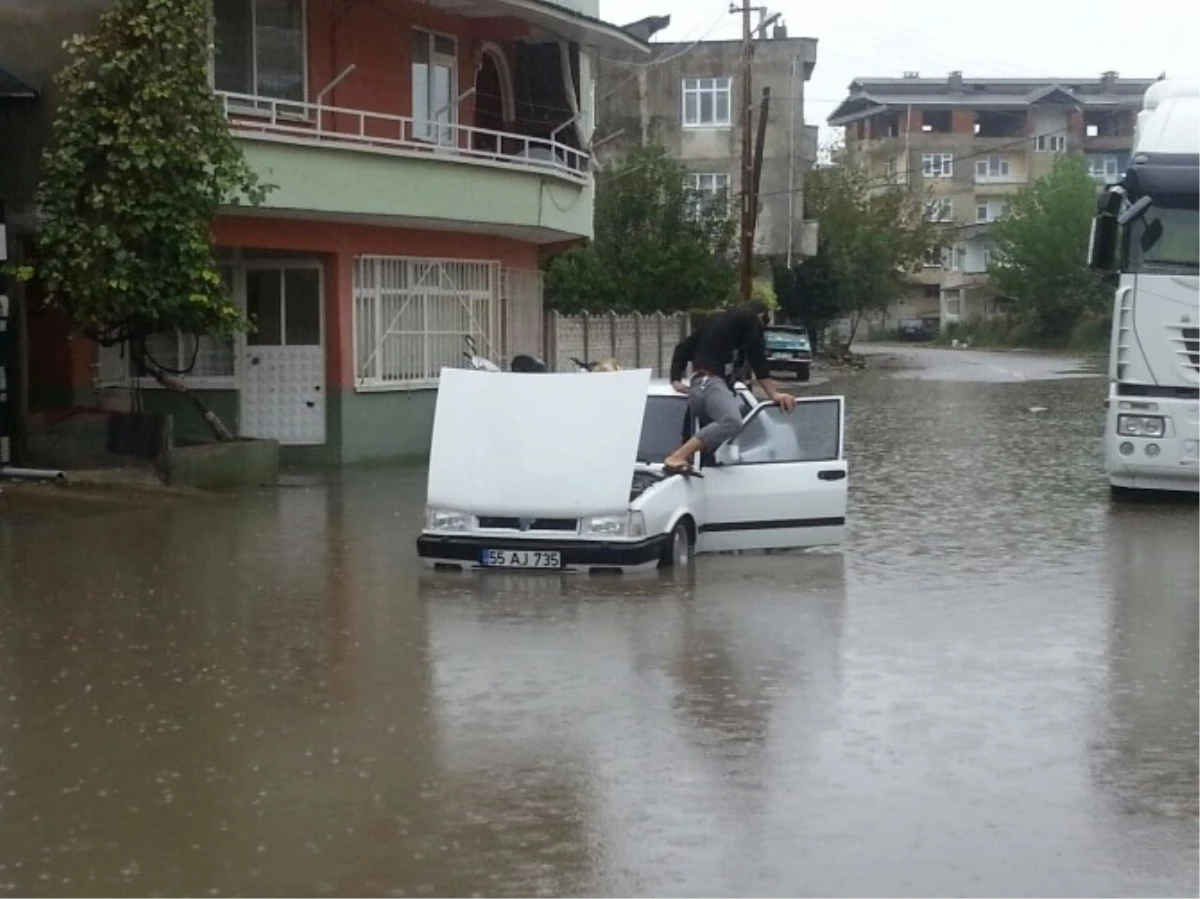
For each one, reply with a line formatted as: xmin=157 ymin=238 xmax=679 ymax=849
xmin=1088 ymin=154 xmax=1121 ymax=181
xmin=213 ymin=0 xmax=306 ymax=102
xmin=353 ymin=256 xmax=499 ymax=389
xmin=983 ymin=245 xmax=994 ymax=268
xmin=925 ymin=198 xmax=953 ymax=222
xmin=943 ymin=290 xmax=962 ymax=317
xmin=975 ymin=199 xmax=1008 ymax=223
xmin=412 ymin=29 xmax=458 ymax=144
xmin=682 ymin=77 xmax=732 ymax=128
xmin=1035 ymin=133 xmax=1067 ymax=153
xmin=687 ymin=172 xmax=730 ymax=218
xmin=99 ymin=267 xmax=238 ymax=385
xmin=923 ymin=246 xmax=943 ymax=268
xmin=921 ymin=153 xmax=954 ymax=178
xmin=975 ymin=155 xmax=1011 ymax=179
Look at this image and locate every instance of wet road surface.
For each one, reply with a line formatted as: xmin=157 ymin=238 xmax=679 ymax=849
xmin=1 ymin=346 xmax=1196 ymax=897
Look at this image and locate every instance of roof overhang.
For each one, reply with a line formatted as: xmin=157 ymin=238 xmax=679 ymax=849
xmin=422 ymin=0 xmax=650 ymax=54
xmin=0 ymin=67 xmax=38 ymax=101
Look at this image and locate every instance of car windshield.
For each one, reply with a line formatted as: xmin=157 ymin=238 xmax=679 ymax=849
xmin=636 ymin=395 xmax=689 ymax=463
xmin=1126 ymin=203 xmax=1200 ymax=273
xmin=766 ymin=329 xmax=809 ymax=348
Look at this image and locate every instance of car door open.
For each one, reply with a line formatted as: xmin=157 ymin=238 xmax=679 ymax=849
xmin=698 ymin=396 xmax=847 ymax=553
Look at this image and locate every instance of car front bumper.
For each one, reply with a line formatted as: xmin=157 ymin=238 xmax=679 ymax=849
xmin=416 ymin=533 xmax=671 ymax=573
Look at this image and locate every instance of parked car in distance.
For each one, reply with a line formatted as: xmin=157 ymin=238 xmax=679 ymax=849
xmin=764 ymin=325 xmax=813 ymax=381
xmin=417 ymin=369 xmax=849 ymax=574
xmin=898 ymin=317 xmax=939 ymax=342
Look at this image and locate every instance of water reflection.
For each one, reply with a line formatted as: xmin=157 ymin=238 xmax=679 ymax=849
xmin=418 ymin=553 xmax=847 ymax=895
xmin=1096 ymin=501 xmax=1199 ymax=820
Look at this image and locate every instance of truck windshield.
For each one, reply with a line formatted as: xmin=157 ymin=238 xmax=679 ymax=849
xmin=1127 ymin=204 xmax=1200 ymax=273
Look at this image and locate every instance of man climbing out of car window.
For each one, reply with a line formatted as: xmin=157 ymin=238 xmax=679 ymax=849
xmin=663 ymin=299 xmax=797 ymax=475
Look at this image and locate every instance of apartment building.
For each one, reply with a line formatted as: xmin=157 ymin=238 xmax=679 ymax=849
xmin=593 ymin=19 xmax=819 ymax=264
xmin=0 ymin=0 xmax=644 ymax=464
xmin=828 ymin=71 xmax=1153 ymax=330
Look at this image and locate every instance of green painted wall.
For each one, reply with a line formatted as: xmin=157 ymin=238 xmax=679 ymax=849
xmin=238 ymin=141 xmax=594 ymax=241
xmin=138 ymin=390 xmax=239 ymax=443
xmin=126 ymin=387 xmax=437 ymax=468
xmin=339 ymin=388 xmax=437 ymax=464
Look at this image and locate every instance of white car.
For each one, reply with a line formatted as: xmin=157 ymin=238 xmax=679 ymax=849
xmin=416 ymin=368 xmax=848 ymax=574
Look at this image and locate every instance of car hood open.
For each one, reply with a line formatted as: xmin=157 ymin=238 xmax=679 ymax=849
xmin=427 ymin=367 xmax=653 ymax=518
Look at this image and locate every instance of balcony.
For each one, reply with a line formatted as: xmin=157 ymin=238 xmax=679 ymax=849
xmin=973 ymin=171 xmax=1028 ymax=186
xmin=218 ymin=91 xmax=594 ymax=242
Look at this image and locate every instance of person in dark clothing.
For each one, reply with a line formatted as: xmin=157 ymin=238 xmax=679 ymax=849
xmin=662 ymin=300 xmax=796 ymax=474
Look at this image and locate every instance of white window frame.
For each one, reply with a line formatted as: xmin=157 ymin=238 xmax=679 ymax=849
xmin=682 ymin=77 xmax=732 ymax=129
xmin=943 ymin=290 xmax=962 ymax=318
xmin=1035 ymin=133 xmax=1067 ymax=153
xmin=210 ymin=0 xmax=308 ymax=111
xmin=687 ymin=172 xmax=731 ymax=218
xmin=412 ymin=27 xmax=459 ymax=145
xmin=1088 ymin=154 xmax=1121 ymax=180
xmin=921 ymin=153 xmax=953 ymax=178
xmin=98 ymin=266 xmax=239 ymax=389
xmin=353 ymin=256 xmax=499 ymax=392
xmin=925 ymin=197 xmax=953 ymax=223
xmin=975 ymin=155 xmax=1011 ymax=179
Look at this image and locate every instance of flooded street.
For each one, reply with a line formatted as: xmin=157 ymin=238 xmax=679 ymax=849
xmin=1 ymin=346 xmax=1196 ymax=897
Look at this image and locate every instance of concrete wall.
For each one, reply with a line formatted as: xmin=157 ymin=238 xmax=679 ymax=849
xmin=593 ymin=35 xmax=819 ymax=261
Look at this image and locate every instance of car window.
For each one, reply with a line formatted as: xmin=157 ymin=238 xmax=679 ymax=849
xmin=721 ymin=399 xmax=840 ymax=464
xmin=637 ymin=396 xmax=689 ymax=463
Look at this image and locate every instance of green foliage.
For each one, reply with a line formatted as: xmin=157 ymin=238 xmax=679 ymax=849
xmin=773 ymin=253 xmax=840 ymax=350
xmin=988 ymin=155 xmax=1110 ymax=344
xmin=775 ymin=153 xmax=941 ymax=345
xmin=751 ymin=279 xmax=778 ymax=312
xmin=544 ymin=145 xmax=736 ymax=314
xmin=29 ymin=0 xmax=271 ymax=351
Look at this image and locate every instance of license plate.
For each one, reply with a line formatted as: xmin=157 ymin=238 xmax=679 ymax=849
xmin=481 ymin=549 xmax=561 ymax=569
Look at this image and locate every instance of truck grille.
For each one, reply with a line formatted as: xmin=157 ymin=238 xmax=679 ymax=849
xmin=476 ymin=517 xmax=578 ymax=532
xmin=1168 ymin=324 xmax=1200 ymax=376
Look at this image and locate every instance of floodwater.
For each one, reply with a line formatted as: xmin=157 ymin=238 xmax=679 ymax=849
xmin=0 ymin=346 xmax=1196 ymax=897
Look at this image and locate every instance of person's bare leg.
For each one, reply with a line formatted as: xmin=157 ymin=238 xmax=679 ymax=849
xmin=664 ymin=436 xmax=705 ymax=470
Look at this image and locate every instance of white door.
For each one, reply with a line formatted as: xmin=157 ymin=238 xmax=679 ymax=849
xmin=697 ymin=396 xmax=847 ymax=552
xmin=240 ymin=265 xmax=326 ymax=445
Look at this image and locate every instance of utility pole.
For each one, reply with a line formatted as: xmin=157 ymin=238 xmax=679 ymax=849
xmin=731 ymin=2 xmax=776 ymax=303
xmin=749 ymin=87 xmax=771 ymax=238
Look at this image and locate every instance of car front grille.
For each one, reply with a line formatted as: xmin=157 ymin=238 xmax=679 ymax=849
xmin=476 ymin=517 xmax=579 ymax=532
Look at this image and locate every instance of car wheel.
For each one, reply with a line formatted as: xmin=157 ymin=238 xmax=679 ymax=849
xmin=796 ymin=363 xmax=811 ymax=382
xmin=660 ymin=519 xmax=694 ymax=569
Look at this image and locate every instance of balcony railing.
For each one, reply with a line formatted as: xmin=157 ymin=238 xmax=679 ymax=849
xmin=217 ymin=91 xmax=591 ymax=184
xmin=973 ymin=172 xmax=1028 ymax=185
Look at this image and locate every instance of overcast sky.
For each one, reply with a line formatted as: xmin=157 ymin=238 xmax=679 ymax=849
xmin=598 ymin=0 xmax=1200 ymax=146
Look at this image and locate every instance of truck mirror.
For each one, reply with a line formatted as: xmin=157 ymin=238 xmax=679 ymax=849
xmin=1088 ymin=214 xmax=1119 ymax=272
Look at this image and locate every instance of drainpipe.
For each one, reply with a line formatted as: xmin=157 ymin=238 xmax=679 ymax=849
xmin=1 ymin=467 xmax=67 ymax=482
xmin=787 ymin=54 xmax=796 ymax=270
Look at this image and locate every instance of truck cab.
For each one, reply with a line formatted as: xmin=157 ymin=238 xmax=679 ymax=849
xmin=1088 ymin=80 xmax=1200 ymax=497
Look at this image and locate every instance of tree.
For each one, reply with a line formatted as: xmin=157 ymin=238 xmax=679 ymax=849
xmin=544 ymin=145 xmax=736 ymax=314
xmin=773 ymin=253 xmax=840 ymax=351
xmin=778 ymin=152 xmax=940 ymax=346
xmin=988 ymin=154 xmax=1110 ymax=344
xmin=24 ymin=0 xmax=270 ymax=438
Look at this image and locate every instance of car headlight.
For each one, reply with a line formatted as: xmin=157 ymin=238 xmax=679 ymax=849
xmin=424 ymin=507 xmax=472 ymax=531
xmin=1117 ymin=414 xmax=1166 ymax=438
xmin=581 ymin=511 xmax=646 ymax=538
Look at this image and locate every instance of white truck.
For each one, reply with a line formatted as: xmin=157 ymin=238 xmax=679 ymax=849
xmin=1089 ymin=79 xmax=1200 ymax=498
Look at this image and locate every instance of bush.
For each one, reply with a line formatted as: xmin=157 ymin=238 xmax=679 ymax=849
xmin=1068 ymin=314 xmax=1112 ymax=352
